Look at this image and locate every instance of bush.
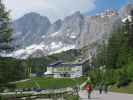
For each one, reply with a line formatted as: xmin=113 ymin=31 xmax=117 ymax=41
xmin=117 ymin=75 xmax=131 ymax=88
xmin=0 ymin=95 xmax=16 ymax=100
xmin=64 ymin=95 xmax=79 ymax=100
xmin=127 ymin=62 xmax=133 ymax=80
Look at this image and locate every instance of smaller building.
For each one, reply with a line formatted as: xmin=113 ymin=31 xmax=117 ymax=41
xmin=44 ymin=61 xmax=83 ymax=78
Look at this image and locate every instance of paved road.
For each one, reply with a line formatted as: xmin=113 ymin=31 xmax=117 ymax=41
xmin=79 ymin=90 xmax=133 ymax=100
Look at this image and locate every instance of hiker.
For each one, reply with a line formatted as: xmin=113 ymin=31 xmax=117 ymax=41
xmin=85 ymin=83 xmax=92 ymax=99
xmin=103 ymin=85 xmax=108 ymax=94
xmin=98 ymin=85 xmax=103 ymax=94
xmin=74 ymin=85 xmax=79 ymax=96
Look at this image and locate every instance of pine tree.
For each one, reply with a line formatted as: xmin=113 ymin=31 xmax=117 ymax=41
xmin=0 ymin=0 xmax=13 ymax=89
xmin=0 ymin=0 xmax=12 ymax=52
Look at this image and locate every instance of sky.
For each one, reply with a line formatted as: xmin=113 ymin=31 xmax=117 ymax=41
xmin=3 ymin=0 xmax=129 ymax=22
xmin=88 ymin=0 xmax=129 ymax=15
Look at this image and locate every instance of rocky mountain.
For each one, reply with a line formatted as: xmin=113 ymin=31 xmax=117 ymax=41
xmin=121 ymin=4 xmax=133 ymax=23
xmin=8 ymin=4 xmax=133 ymax=59
xmin=12 ymin=12 xmax=51 ymax=48
xmin=120 ymin=4 xmax=133 ymax=18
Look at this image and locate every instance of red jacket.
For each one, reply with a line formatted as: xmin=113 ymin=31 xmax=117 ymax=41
xmin=85 ymin=84 xmax=92 ymax=92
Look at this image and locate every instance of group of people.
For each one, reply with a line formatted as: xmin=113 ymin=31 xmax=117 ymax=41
xmin=99 ymin=84 xmax=108 ymax=94
xmin=84 ymin=82 xmax=108 ymax=99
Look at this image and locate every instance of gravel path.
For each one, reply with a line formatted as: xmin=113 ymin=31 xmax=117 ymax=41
xmin=79 ymin=90 xmax=133 ymax=100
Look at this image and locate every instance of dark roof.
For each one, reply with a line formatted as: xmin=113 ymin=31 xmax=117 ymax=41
xmin=48 ymin=61 xmax=82 ymax=67
xmin=48 ymin=61 xmax=63 ymax=66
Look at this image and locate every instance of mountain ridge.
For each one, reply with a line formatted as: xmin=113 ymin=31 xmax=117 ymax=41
xmin=6 ymin=4 xmax=133 ymax=59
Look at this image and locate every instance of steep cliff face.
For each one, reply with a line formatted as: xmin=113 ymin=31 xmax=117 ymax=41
xmin=9 ymin=7 xmax=125 ymax=59
xmin=78 ymin=13 xmax=120 ymax=48
xmin=12 ymin=12 xmax=51 ymax=48
xmin=42 ymin=11 xmax=85 ymax=48
xmin=120 ymin=4 xmax=133 ymax=18
xmin=47 ymin=19 xmax=62 ymax=35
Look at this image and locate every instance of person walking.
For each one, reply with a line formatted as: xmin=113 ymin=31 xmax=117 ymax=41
xmin=99 ymin=85 xmax=103 ymax=94
xmin=85 ymin=82 xmax=92 ymax=99
xmin=103 ymin=84 xmax=108 ymax=94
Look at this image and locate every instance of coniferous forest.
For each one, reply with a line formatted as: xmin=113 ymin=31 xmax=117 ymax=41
xmin=0 ymin=1 xmax=27 ymax=90
xmin=89 ymin=11 xmax=133 ymax=88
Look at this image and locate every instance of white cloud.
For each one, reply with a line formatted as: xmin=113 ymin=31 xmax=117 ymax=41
xmin=3 ymin=0 xmax=96 ymax=22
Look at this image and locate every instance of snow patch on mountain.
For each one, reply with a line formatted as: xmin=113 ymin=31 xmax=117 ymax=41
xmin=49 ymin=45 xmax=75 ymax=55
xmin=122 ymin=15 xmax=132 ymax=22
xmin=50 ymin=42 xmax=63 ymax=49
xmin=10 ymin=44 xmax=47 ymax=59
xmin=68 ymin=32 xmax=78 ymax=39
xmin=26 ymin=44 xmax=45 ymax=51
xmin=6 ymin=41 xmax=76 ymax=59
xmin=42 ymin=35 xmax=46 ymax=38
xmin=50 ymin=32 xmax=59 ymax=37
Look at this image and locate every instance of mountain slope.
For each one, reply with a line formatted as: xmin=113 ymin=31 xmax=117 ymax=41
xmin=12 ymin=12 xmax=51 ymax=48
xmin=10 ymin=5 xmax=133 ymax=59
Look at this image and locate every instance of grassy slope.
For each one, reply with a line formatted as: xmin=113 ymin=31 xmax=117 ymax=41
xmin=16 ymin=77 xmax=86 ymax=89
xmin=111 ymin=82 xmax=133 ymax=94
xmin=30 ymin=49 xmax=82 ymax=73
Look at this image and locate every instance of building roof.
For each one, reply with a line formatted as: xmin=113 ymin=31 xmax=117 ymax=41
xmin=48 ymin=61 xmax=63 ymax=66
xmin=47 ymin=58 xmax=90 ymax=68
xmin=48 ymin=61 xmax=82 ymax=67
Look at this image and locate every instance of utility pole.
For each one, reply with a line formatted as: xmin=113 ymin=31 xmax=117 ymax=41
xmin=29 ymin=66 xmax=31 ymax=79
xmin=27 ymin=57 xmax=32 ymax=79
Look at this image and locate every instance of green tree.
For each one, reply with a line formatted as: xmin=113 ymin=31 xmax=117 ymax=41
xmin=0 ymin=0 xmax=12 ymax=52
xmin=92 ymin=10 xmax=133 ymax=86
xmin=0 ymin=0 xmax=15 ymax=89
xmin=95 ymin=41 xmax=107 ymax=67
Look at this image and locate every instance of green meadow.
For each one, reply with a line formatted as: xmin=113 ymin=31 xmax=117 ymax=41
xmin=16 ymin=77 xmax=86 ymax=89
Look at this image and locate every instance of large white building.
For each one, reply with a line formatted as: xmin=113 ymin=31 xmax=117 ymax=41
xmin=45 ymin=61 xmax=83 ymax=78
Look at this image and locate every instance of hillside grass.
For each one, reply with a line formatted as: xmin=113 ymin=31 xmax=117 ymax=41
xmin=111 ymin=82 xmax=133 ymax=94
xmin=16 ymin=77 xmax=86 ymax=89
xmin=29 ymin=49 xmax=82 ymax=73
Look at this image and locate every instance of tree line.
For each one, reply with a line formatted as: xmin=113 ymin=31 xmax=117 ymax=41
xmin=0 ymin=0 xmax=29 ymax=90
xmin=89 ymin=11 xmax=133 ymax=87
